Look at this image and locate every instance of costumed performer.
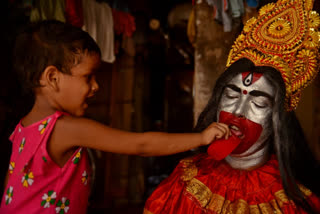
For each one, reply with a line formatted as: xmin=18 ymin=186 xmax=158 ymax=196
xmin=144 ymin=0 xmax=320 ymax=213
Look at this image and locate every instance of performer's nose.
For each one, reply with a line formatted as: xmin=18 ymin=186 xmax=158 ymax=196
xmin=237 ymin=114 xmax=245 ymax=118
xmin=233 ymin=100 xmax=246 ymax=118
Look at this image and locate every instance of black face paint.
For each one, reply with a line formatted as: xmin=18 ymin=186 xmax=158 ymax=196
xmin=243 ymin=72 xmax=253 ymax=86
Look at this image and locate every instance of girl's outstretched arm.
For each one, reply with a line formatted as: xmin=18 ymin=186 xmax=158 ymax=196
xmin=49 ymin=116 xmax=230 ymax=165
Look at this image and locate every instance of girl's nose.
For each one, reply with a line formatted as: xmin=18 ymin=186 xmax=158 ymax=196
xmin=92 ymin=78 xmax=99 ymax=93
xmin=88 ymin=79 xmax=99 ymax=98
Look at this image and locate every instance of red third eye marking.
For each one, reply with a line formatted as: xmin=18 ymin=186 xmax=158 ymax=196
xmin=242 ymin=72 xmax=263 ymax=86
xmin=243 ymin=90 xmax=248 ymax=95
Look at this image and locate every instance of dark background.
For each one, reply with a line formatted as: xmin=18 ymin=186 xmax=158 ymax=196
xmin=2 ymin=0 xmax=320 ymax=213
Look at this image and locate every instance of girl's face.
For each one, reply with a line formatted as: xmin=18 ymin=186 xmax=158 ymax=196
xmin=217 ymin=72 xmax=275 ymax=156
xmin=57 ymin=53 xmax=100 ymax=116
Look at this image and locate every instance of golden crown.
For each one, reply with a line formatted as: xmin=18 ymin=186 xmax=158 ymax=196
xmin=226 ymin=0 xmax=320 ymax=111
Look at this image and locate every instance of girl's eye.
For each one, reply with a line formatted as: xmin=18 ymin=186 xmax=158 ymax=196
xmin=85 ymin=75 xmax=93 ymax=82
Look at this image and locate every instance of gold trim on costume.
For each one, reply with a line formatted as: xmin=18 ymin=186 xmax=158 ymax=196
xmin=143 ymin=209 xmax=153 ymax=214
xmin=180 ymin=158 xmax=198 ymax=182
xmin=269 ymin=199 xmax=283 ymax=214
xmin=185 ymin=178 xmax=212 ymax=208
xmin=185 ymin=177 xmax=255 ymax=213
xmin=258 ymin=203 xmax=276 ymax=213
xmin=299 ymin=184 xmax=312 ymax=197
xmin=182 ymin=170 xmax=312 ymax=213
xmin=207 ymin=193 xmax=225 ymax=213
xmin=274 ymin=190 xmax=290 ymax=207
xmin=249 ymin=205 xmax=261 ymax=214
xmin=184 ymin=177 xmax=295 ymax=213
xmin=227 ymin=199 xmax=250 ymax=213
xmin=179 ymin=157 xmax=313 ymax=213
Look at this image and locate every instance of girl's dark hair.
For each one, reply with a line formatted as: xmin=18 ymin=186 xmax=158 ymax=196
xmin=13 ymin=20 xmax=101 ymax=93
xmin=195 ymin=58 xmax=320 ymax=213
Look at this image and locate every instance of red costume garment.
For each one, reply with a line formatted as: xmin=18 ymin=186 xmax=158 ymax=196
xmin=144 ymin=154 xmax=320 ymax=214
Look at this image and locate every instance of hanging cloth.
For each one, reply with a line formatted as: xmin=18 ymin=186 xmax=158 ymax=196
xmin=82 ymin=0 xmax=115 ymax=63
xmin=112 ymin=9 xmax=136 ymax=37
xmin=229 ymin=0 xmax=244 ymax=18
xmin=30 ymin=0 xmax=66 ymax=23
xmin=212 ymin=0 xmax=232 ymax=32
xmin=65 ymin=0 xmax=84 ymax=28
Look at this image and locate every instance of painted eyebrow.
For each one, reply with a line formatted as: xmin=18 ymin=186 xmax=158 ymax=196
xmin=249 ymin=90 xmax=273 ymax=100
xmin=226 ymin=84 xmax=273 ymax=100
xmin=226 ymin=84 xmax=241 ymax=93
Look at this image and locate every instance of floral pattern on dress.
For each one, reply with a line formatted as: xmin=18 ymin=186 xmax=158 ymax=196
xmin=1 ymin=112 xmax=91 ymax=212
xmin=82 ymin=170 xmax=88 ymax=185
xmin=55 ymin=197 xmax=70 ymax=214
xmin=19 ymin=137 xmax=26 ymax=153
xmin=41 ymin=190 xmax=57 ymax=208
xmin=5 ymin=186 xmax=13 ymax=205
xmin=38 ymin=118 xmax=51 ymax=134
xmin=21 ymin=162 xmax=29 ymax=174
xmin=21 ymin=171 xmax=34 ymax=187
xmin=42 ymin=156 xmax=47 ymax=162
xmin=9 ymin=162 xmax=15 ymax=174
xmin=72 ymin=148 xmax=82 ymax=164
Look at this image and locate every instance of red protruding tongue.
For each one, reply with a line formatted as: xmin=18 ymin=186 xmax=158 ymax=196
xmin=207 ymin=135 xmax=241 ymax=160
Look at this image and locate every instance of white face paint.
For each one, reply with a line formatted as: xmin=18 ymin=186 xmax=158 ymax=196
xmin=217 ymin=72 xmax=275 ymax=158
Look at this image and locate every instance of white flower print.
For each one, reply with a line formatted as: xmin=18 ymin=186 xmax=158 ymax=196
xmin=38 ymin=118 xmax=52 ymax=134
xmin=19 ymin=137 xmax=26 ymax=153
xmin=72 ymin=148 xmax=82 ymax=164
xmin=55 ymin=197 xmax=70 ymax=214
xmin=82 ymin=170 xmax=88 ymax=185
xmin=21 ymin=171 xmax=34 ymax=187
xmin=41 ymin=190 xmax=57 ymax=208
xmin=9 ymin=162 xmax=15 ymax=174
xmin=5 ymin=186 xmax=13 ymax=205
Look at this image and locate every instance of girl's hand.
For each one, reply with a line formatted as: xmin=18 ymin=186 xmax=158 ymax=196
xmin=201 ymin=122 xmax=231 ymax=146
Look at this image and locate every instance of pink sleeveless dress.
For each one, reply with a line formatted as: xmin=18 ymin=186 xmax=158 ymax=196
xmin=0 ymin=111 xmax=92 ymax=214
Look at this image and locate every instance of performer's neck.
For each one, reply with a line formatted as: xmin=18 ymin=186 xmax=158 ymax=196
xmin=225 ymin=144 xmax=270 ymax=170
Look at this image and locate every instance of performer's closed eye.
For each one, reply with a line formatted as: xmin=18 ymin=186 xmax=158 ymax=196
xmin=226 ymin=93 xmax=239 ymax=99
xmin=252 ymin=101 xmax=267 ymax=108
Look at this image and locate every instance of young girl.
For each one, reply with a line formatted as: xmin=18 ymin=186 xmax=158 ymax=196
xmin=0 ymin=20 xmax=230 ymax=214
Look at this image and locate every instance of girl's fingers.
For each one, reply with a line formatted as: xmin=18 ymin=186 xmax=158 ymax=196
xmin=214 ymin=123 xmax=230 ymax=139
xmin=212 ymin=125 xmax=226 ymax=138
xmin=203 ymin=122 xmax=231 ymax=144
xmin=220 ymin=123 xmax=231 ymax=138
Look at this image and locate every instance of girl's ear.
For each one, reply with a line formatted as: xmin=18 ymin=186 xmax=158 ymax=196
xmin=41 ymin=66 xmax=61 ymax=91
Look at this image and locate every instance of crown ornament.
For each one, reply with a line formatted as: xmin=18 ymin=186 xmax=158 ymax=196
xmin=226 ymin=0 xmax=320 ymax=111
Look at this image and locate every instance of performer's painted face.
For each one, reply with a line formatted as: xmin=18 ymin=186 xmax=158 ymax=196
xmin=217 ymin=72 xmax=274 ymax=155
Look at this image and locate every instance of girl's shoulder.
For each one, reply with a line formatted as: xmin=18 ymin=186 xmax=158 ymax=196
xmin=10 ymin=111 xmax=65 ymax=142
xmin=55 ymin=114 xmax=106 ymax=133
xmin=19 ymin=111 xmax=65 ymax=128
xmin=55 ymin=114 xmax=97 ymax=133
xmin=53 ymin=114 xmax=109 ymax=148
xmin=46 ymin=114 xmax=87 ymax=167
xmin=48 ymin=114 xmax=102 ymax=150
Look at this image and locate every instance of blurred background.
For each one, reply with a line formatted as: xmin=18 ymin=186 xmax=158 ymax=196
xmin=1 ymin=0 xmax=320 ymax=213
